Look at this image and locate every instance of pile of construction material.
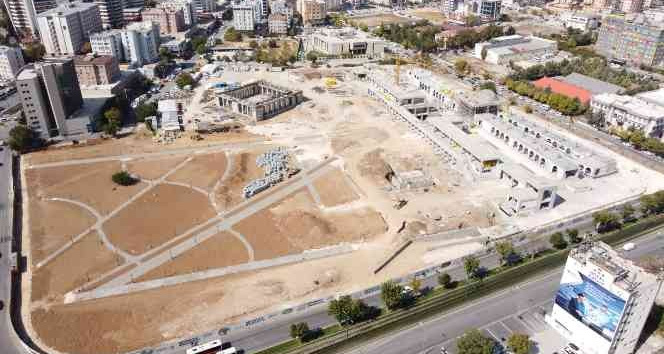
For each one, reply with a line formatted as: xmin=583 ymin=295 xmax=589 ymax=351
xmin=243 ymin=148 xmax=291 ymax=198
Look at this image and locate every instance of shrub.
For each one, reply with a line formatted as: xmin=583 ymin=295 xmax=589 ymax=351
xmin=111 ymin=171 xmax=138 ymax=186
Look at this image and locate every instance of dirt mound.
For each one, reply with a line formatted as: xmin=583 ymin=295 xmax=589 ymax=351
xmin=406 ymin=220 xmax=428 ymax=235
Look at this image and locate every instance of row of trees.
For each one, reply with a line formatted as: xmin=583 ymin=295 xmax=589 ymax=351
xmin=508 ymin=57 xmax=659 ymax=94
xmin=456 ymin=329 xmax=532 ymax=354
xmin=372 ymin=22 xmax=438 ymax=53
xmin=505 ymin=78 xmax=586 ymax=116
xmin=609 ymin=127 xmax=664 ymax=158
xmin=445 ymin=24 xmax=513 ymax=50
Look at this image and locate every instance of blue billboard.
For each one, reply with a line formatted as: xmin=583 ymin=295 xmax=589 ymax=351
xmin=554 ymin=272 xmax=626 ymax=341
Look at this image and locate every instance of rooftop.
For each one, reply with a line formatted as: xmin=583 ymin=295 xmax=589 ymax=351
xmin=457 ymin=89 xmax=499 ymax=108
xmin=593 ymin=93 xmax=664 ymax=120
xmin=38 ymin=1 xmax=97 ymax=17
xmin=74 ymin=54 xmax=115 ymax=66
xmin=311 ymin=27 xmax=384 ymax=43
xmin=636 ymin=87 xmax=664 ymax=107
xmin=559 ymin=73 xmax=623 ymax=95
xmin=429 ymin=116 xmax=501 ymax=162
xmin=533 ymin=76 xmax=591 ymax=104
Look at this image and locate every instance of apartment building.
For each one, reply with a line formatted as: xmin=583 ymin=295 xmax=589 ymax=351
xmin=3 ymin=0 xmax=39 ymax=36
xmin=301 ymin=0 xmax=326 ymax=25
xmin=271 ymin=0 xmax=293 ymax=23
xmin=268 ymin=13 xmax=288 ymax=35
xmin=91 ymin=0 xmax=124 ymax=28
xmin=561 ymin=12 xmax=599 ymax=31
xmin=37 ymin=2 xmax=102 ymax=56
xmin=591 ymin=90 xmax=664 ymax=141
xmin=90 ymin=30 xmax=124 ymax=59
xmin=16 ymin=58 xmax=84 ymax=139
xmin=158 ymin=0 xmax=196 ymax=27
xmin=442 ymin=0 xmax=502 ymax=23
xmin=596 ymin=15 xmax=664 ymax=67
xmin=194 ymin=0 xmax=216 ymax=14
xmin=0 ymin=46 xmax=25 ymax=80
xmin=232 ymin=2 xmax=255 ymax=31
xmin=122 ymin=6 xmax=143 ymax=23
xmin=90 ymin=21 xmax=159 ymax=66
xmin=141 ymin=7 xmax=185 ymax=35
xmin=74 ymin=54 xmax=120 ymax=86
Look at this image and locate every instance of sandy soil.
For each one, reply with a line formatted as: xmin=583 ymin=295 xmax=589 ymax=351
xmin=407 ymin=9 xmax=447 ymax=24
xmin=349 ymin=13 xmax=413 ymax=27
xmin=135 ymin=231 xmax=250 ymax=282
xmin=26 ymin=161 xmax=147 ymax=215
xmin=126 ymin=155 xmax=188 ymax=180
xmin=31 ymin=231 xmax=123 ymax=303
xmin=234 ymin=188 xmax=386 ymax=260
xmin=312 ymin=168 xmax=359 ymax=207
xmin=24 ymin=130 xmax=264 ymax=166
xmin=28 ymin=199 xmax=96 ymax=265
xmin=103 ymin=184 xmax=216 ymax=255
xmin=214 ymin=150 xmax=267 ymax=209
xmin=166 ymin=152 xmax=228 ymax=191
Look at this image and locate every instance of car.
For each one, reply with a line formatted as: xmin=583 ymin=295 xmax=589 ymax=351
xmin=622 ymin=242 xmax=636 ymax=251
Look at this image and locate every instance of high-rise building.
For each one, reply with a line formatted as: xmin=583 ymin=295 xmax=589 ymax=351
xmin=37 ymin=2 xmax=103 ymax=56
xmin=3 ymin=0 xmax=37 ymax=36
xmin=73 ymin=54 xmax=120 ymax=86
xmin=232 ymin=2 xmax=255 ymax=31
xmin=16 ymin=58 xmax=84 ymax=139
xmin=268 ymin=13 xmax=288 ymax=34
xmin=141 ymin=7 xmax=185 ymax=34
xmin=90 ymin=29 xmax=124 ymax=58
xmin=596 ymin=15 xmax=664 ymax=68
xmin=0 ymin=45 xmax=25 ymax=80
xmin=546 ymin=242 xmax=662 ymax=354
xmin=121 ymin=21 xmax=160 ymax=66
xmin=271 ymin=0 xmax=293 ymax=23
xmin=158 ymin=0 xmax=195 ymax=27
xmin=91 ymin=0 xmax=125 ymax=28
xmin=441 ymin=0 xmax=501 ymax=22
xmin=193 ymin=0 xmax=216 ymax=14
xmin=124 ymin=0 xmax=144 ymax=6
xmin=301 ymin=0 xmax=326 ymax=25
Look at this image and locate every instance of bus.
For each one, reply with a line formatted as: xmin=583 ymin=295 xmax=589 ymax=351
xmin=186 ymin=340 xmax=222 ymax=354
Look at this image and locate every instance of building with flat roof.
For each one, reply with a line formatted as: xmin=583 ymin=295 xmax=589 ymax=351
xmin=37 ymin=1 xmax=102 ymax=56
xmin=442 ymin=0 xmax=502 ymax=23
xmin=474 ymin=35 xmax=557 ymax=65
xmin=456 ymin=89 xmax=499 ymax=118
xmin=301 ymin=0 xmax=326 ymax=25
xmin=91 ymin=0 xmax=124 ymax=28
xmin=158 ymin=0 xmax=196 ymax=27
xmin=479 ymin=112 xmax=617 ymax=179
xmin=306 ymin=27 xmax=386 ymax=59
xmin=232 ymin=2 xmax=255 ymax=31
xmin=123 ymin=6 xmax=143 ymax=23
xmin=91 ymin=21 xmax=160 ymax=66
xmin=3 ymin=0 xmax=39 ymax=36
xmin=561 ymin=12 xmax=599 ymax=31
xmin=533 ymin=73 xmax=623 ymax=105
xmin=74 ymin=54 xmax=120 ymax=86
xmin=216 ymin=80 xmax=303 ymax=121
xmin=0 ymin=46 xmax=24 ymax=80
xmin=498 ymin=162 xmax=557 ymax=216
xmin=16 ymin=58 xmax=84 ymax=139
xmin=141 ymin=7 xmax=185 ymax=35
xmin=591 ymin=92 xmax=664 ymax=141
xmin=546 ymin=242 xmax=662 ymax=354
xmin=596 ymin=15 xmax=664 ymax=68
xmin=268 ymin=13 xmax=288 ymax=35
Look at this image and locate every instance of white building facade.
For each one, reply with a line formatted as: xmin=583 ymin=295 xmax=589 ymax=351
xmin=591 ymin=91 xmax=664 ymax=141
xmin=37 ymin=2 xmax=102 ymax=56
xmin=159 ymin=0 xmax=196 ymax=27
xmin=232 ymin=3 xmax=255 ymax=31
xmin=0 ymin=46 xmax=25 ymax=80
xmin=90 ymin=30 xmax=124 ymax=59
xmin=561 ymin=12 xmax=600 ymax=31
xmin=307 ymin=27 xmax=386 ymax=58
xmin=474 ymin=35 xmax=557 ymax=65
xmin=121 ymin=21 xmax=160 ymax=66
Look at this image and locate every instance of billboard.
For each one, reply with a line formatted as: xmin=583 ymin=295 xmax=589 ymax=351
xmin=554 ymin=269 xmax=627 ymax=341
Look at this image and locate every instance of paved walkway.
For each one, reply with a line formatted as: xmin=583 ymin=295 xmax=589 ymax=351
xmin=67 ymin=158 xmax=338 ymax=301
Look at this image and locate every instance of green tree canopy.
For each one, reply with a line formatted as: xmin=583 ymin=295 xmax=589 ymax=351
xmin=380 ymin=280 xmax=405 ymax=311
xmin=463 ymin=255 xmax=480 ymax=279
xmin=22 ymin=43 xmax=45 ymax=63
xmin=224 ymin=27 xmax=242 ymax=42
xmin=175 ymin=72 xmax=195 ymax=89
xmin=507 ymin=333 xmax=532 ymax=354
xmin=438 ymin=272 xmax=453 ymax=288
xmin=8 ymin=125 xmax=40 ymax=152
xmin=111 ymin=171 xmax=138 ymax=186
xmin=549 ymin=232 xmax=567 ymax=249
xmin=457 ymin=329 xmax=496 ymax=354
xmin=134 ymin=102 xmax=157 ymax=122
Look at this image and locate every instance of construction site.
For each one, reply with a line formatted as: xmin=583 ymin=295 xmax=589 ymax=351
xmin=20 ymin=62 xmax=664 ymax=354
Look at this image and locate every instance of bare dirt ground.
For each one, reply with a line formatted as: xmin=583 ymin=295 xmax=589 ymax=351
xmin=312 ymin=168 xmax=360 ymax=207
xmin=406 ymin=9 xmax=447 ymax=24
xmin=24 ymin=129 xmax=264 ymax=166
xmin=26 ymin=161 xmax=147 ymax=215
xmin=214 ymin=150 xmax=268 ymax=209
xmin=126 ymin=155 xmax=188 ymax=180
xmin=103 ymin=184 xmax=216 ymax=255
xmin=28 ymin=199 xmax=96 ymax=265
xmin=349 ymin=13 xmax=413 ymax=27
xmin=135 ymin=231 xmax=250 ymax=282
xmin=166 ymin=152 xmax=228 ymax=191
xmin=234 ymin=188 xmax=386 ymax=260
xmin=31 ymin=231 xmax=123 ymax=303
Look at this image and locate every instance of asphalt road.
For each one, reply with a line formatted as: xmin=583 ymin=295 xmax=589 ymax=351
xmin=0 ymin=148 xmax=23 ymax=354
xmin=345 ymin=230 xmax=664 ymax=354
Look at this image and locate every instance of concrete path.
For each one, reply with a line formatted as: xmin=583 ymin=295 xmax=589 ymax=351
xmin=68 ymin=157 xmax=339 ymax=302
xmin=228 ymin=228 xmax=255 ymax=262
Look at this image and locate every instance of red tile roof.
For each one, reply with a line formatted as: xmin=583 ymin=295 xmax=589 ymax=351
xmin=532 ymin=77 xmax=591 ymax=104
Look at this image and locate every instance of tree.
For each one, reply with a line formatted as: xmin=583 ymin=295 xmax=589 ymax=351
xmin=134 ymin=102 xmax=157 ymax=122
xmin=224 ymin=27 xmax=242 ymax=42
xmin=480 ymin=47 xmax=488 ymax=60
xmin=621 ymin=204 xmax=636 ymax=222
xmin=495 ymin=241 xmax=514 ymax=265
xmin=103 ymin=107 xmax=122 ymax=136
xmin=195 ymin=43 xmax=207 ymax=55
xmin=289 ymin=322 xmax=309 ymax=340
xmin=22 ymin=43 xmax=45 ymax=63
xmin=463 ymin=255 xmax=480 ymax=279
xmin=8 ymin=125 xmax=40 ymax=152
xmin=507 ymin=333 xmax=532 ymax=354
xmin=549 ymin=232 xmax=567 ymax=249
xmin=454 ymin=59 xmax=469 ymax=75
xmin=112 ymin=171 xmax=138 ymax=186
xmin=593 ymin=211 xmax=621 ymax=233
xmin=479 ymin=81 xmax=496 ymax=93
xmin=175 ymin=72 xmax=195 ymax=89
xmin=504 ymin=26 xmax=516 ymax=35
xmin=457 ymin=329 xmax=496 ymax=354
xmin=380 ymin=280 xmax=405 ymax=311
xmin=328 ymin=296 xmax=378 ymax=325
xmin=523 ymin=105 xmax=533 ymax=114
xmin=80 ymin=41 xmax=92 ymax=54
xmin=249 ymin=40 xmax=258 ymax=49
xmin=268 ymin=39 xmax=278 ymax=48
xmin=221 ymin=8 xmax=233 ymax=20
xmin=566 ymin=229 xmax=581 ymax=244
xmin=306 ymin=51 xmax=319 ymax=64
xmin=409 ymin=277 xmax=422 ymax=293
xmin=438 ymin=273 xmax=452 ymax=288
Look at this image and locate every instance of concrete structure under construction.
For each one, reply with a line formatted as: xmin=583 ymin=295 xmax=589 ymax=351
xmin=216 ymin=80 xmax=303 ymax=121
xmin=306 ymin=27 xmax=386 ymax=59
xmin=546 ymin=241 xmax=662 ymax=354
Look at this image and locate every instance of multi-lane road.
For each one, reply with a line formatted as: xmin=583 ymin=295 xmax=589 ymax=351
xmin=346 ymin=230 xmax=664 ymax=354
xmin=0 ymin=147 xmax=24 ymax=354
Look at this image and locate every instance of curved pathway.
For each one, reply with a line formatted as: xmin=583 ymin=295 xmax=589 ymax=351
xmin=228 ymin=228 xmax=255 ymax=262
